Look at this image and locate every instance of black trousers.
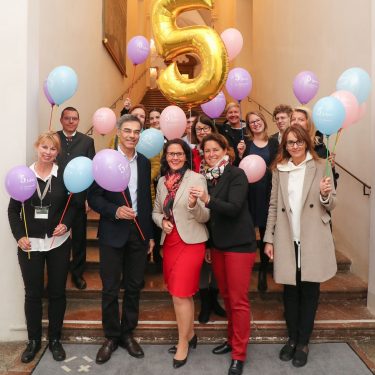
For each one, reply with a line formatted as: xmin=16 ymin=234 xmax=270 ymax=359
xmin=258 ymin=226 xmax=269 ymax=268
xmin=283 ymin=242 xmax=320 ymax=345
xmin=99 ymin=224 xmax=148 ymax=339
xmin=18 ymin=239 xmax=70 ymax=341
xmin=70 ymin=207 xmax=87 ymax=278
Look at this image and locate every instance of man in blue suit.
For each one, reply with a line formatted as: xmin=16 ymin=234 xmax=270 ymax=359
xmin=88 ymin=114 xmax=154 ymax=364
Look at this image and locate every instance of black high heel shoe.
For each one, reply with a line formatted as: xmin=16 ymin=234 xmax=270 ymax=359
xmin=173 ymin=345 xmax=190 ymax=369
xmin=168 ymin=334 xmax=197 ymax=354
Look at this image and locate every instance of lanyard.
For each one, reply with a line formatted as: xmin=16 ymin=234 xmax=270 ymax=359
xmin=36 ymin=176 xmax=52 ymax=207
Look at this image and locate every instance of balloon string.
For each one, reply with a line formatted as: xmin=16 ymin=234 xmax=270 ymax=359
xmin=22 ymin=203 xmax=30 ymax=260
xmin=50 ymin=192 xmax=73 ymax=249
xmin=325 ymin=135 xmax=331 ymax=177
xmin=127 ymin=64 xmax=137 ymax=99
xmin=121 ymin=191 xmax=146 ymax=241
xmin=48 ymin=105 xmax=55 ymax=131
xmin=332 ymin=128 xmax=342 ymax=155
xmin=238 ymin=100 xmax=244 ymax=140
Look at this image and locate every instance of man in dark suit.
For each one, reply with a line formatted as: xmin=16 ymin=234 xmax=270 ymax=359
xmin=270 ymin=104 xmax=293 ymax=143
xmin=57 ymin=107 xmax=95 ymax=290
xmin=87 ymin=114 xmax=154 ymax=365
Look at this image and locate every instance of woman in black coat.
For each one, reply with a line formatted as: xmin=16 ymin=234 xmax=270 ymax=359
xmin=8 ymin=131 xmax=76 ymax=364
xmin=190 ymin=133 xmax=257 ymax=375
xmin=237 ymin=111 xmax=279 ymax=292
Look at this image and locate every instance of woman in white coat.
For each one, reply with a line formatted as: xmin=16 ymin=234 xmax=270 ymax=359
xmin=264 ymin=125 xmax=337 ymax=368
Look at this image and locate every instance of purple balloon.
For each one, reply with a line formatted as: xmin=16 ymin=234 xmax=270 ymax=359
xmin=201 ymin=91 xmax=227 ymax=118
xmin=43 ymin=79 xmax=55 ymax=106
xmin=225 ymin=68 xmax=252 ymax=101
xmin=127 ymin=36 xmax=150 ymax=65
xmin=293 ymin=71 xmax=319 ymax=104
xmin=92 ymin=149 xmax=131 ymax=192
xmin=5 ymin=166 xmax=37 ymax=202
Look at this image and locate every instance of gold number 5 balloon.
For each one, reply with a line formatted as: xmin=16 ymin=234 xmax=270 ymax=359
xmin=151 ymin=0 xmax=228 ymax=106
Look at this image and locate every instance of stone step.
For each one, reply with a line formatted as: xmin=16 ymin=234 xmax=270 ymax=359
xmin=85 ymin=245 xmax=352 ymax=274
xmin=44 ymin=298 xmax=375 ymax=343
xmin=65 ymin=268 xmax=367 ymax=301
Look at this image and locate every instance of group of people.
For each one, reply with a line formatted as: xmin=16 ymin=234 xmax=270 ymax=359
xmin=8 ymin=99 xmax=337 ymax=374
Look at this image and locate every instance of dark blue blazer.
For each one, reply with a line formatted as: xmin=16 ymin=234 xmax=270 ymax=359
xmin=87 ymin=152 xmax=153 ymax=248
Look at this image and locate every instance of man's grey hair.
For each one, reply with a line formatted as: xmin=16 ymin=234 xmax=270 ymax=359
xmin=117 ymin=114 xmax=142 ymax=129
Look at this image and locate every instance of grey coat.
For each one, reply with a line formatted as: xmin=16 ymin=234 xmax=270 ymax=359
xmin=264 ymin=159 xmax=337 ymax=285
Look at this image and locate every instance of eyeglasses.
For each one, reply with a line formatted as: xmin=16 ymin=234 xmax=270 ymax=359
xmin=286 ymin=140 xmax=305 ymax=148
xmin=166 ymin=152 xmax=185 ymax=158
xmin=196 ymin=126 xmax=211 ymax=134
xmin=249 ymin=118 xmax=261 ymax=126
xmin=121 ymin=128 xmax=141 ymax=136
xmin=63 ymin=116 xmax=79 ymax=122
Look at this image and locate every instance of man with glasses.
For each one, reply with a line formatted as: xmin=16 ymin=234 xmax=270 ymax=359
xmin=57 ymin=107 xmax=95 ymax=290
xmin=88 ymin=114 xmax=154 ymax=364
xmin=271 ymin=104 xmax=293 ymax=143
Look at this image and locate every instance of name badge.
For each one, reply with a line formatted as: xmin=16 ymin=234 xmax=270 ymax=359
xmin=35 ymin=207 xmax=49 ymax=219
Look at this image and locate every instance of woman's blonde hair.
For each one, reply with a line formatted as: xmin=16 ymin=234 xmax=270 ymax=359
xmin=34 ymin=131 xmax=61 ymax=154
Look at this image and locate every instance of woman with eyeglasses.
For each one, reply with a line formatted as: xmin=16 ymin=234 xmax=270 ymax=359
xmin=152 ymin=139 xmax=209 ymax=368
xmin=8 ymin=131 xmax=77 ymax=364
xmin=264 ymin=125 xmax=337 ymax=367
xmin=190 ymin=116 xmax=226 ymax=323
xmin=237 ymin=111 xmax=279 ymax=292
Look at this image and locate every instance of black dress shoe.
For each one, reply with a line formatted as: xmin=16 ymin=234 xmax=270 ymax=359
xmin=212 ymin=341 xmax=232 ymax=355
xmin=279 ymin=339 xmax=296 ymax=361
xmin=21 ymin=340 xmax=41 ymax=363
xmin=168 ymin=334 xmax=197 ymax=354
xmin=96 ymin=338 xmax=118 ymax=364
xmin=292 ymin=345 xmax=309 ymax=367
xmin=72 ymin=275 xmax=87 ymax=290
xmin=120 ymin=334 xmax=144 ymax=358
xmin=228 ymin=359 xmax=244 ymax=375
xmin=257 ymin=268 xmax=268 ymax=292
xmin=49 ymin=340 xmax=66 ymax=361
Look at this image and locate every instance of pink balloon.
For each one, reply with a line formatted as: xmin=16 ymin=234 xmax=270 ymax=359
xmin=127 ymin=36 xmax=150 ymax=65
xmin=92 ymin=149 xmax=131 ymax=192
xmin=160 ymin=105 xmax=186 ymax=140
xmin=201 ymin=91 xmax=226 ymax=118
xmin=43 ymin=79 xmax=55 ymax=106
xmin=239 ymin=155 xmax=266 ymax=183
xmin=330 ymin=90 xmax=359 ymax=129
xmin=355 ymin=102 xmax=367 ymax=122
xmin=5 ymin=166 xmax=37 ymax=202
xmin=220 ymin=28 xmax=243 ymax=61
xmin=92 ymin=107 xmax=117 ymax=135
xmin=293 ymin=71 xmax=319 ymax=104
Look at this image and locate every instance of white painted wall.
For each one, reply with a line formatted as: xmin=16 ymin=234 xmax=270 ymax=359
xmin=244 ymin=0 xmax=372 ymax=281
xmin=0 ymin=0 xmax=40 ymax=340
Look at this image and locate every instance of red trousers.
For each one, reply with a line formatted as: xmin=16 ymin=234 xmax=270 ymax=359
xmin=211 ymin=249 xmax=256 ymax=361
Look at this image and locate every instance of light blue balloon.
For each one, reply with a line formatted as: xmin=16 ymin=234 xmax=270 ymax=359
xmin=312 ymin=96 xmax=346 ymax=136
xmin=47 ymin=65 xmax=78 ymax=105
xmin=136 ymin=128 xmax=165 ymax=158
xmin=63 ymin=157 xmax=94 ymax=193
xmin=336 ymin=67 xmax=372 ymax=104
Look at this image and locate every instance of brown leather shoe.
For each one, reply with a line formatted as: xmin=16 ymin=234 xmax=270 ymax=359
xmin=120 ymin=334 xmax=144 ymax=358
xmin=96 ymin=339 xmax=118 ymax=364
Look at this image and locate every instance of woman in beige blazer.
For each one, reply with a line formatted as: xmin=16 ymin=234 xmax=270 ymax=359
xmin=152 ymin=138 xmax=209 ymax=369
xmin=264 ymin=125 xmax=337 ymax=368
